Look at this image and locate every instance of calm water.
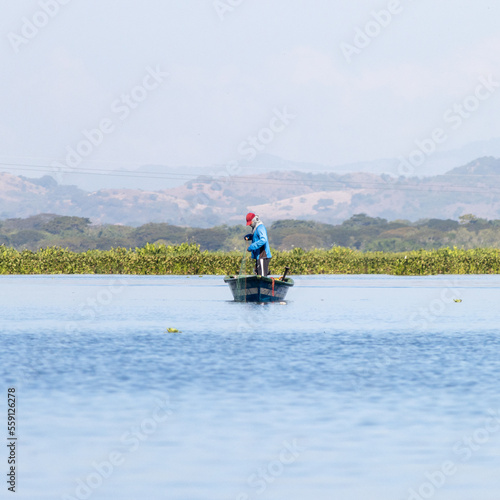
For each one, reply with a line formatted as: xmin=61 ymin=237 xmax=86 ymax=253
xmin=1 ymin=274 xmax=500 ymax=499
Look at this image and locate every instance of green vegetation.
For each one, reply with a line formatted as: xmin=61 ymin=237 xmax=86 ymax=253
xmin=3 ymin=212 xmax=500 ymax=253
xmin=2 ymin=213 xmax=500 ymax=275
xmin=2 ymin=243 xmax=500 ymax=275
xmin=0 ymin=214 xmax=247 ymax=252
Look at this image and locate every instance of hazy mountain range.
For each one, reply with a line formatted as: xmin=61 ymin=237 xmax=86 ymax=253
xmin=1 ymin=156 xmax=500 ymax=227
xmin=4 ymin=137 xmax=500 ymax=193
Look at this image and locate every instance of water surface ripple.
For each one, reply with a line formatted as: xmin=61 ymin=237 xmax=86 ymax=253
xmin=1 ymin=275 xmax=499 ymax=499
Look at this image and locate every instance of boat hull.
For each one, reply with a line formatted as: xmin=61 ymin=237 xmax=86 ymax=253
xmin=224 ymin=275 xmax=294 ymax=302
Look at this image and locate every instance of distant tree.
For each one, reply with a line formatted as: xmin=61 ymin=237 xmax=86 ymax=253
xmin=342 ymin=213 xmax=388 ymax=227
xmin=271 ymin=220 xmax=317 ymax=230
xmin=93 ymin=236 xmax=133 ymax=250
xmin=133 ymin=223 xmax=187 ymax=247
xmin=187 ymin=227 xmax=229 ymax=251
xmin=9 ymin=230 xmax=46 ymax=247
xmin=421 ymin=219 xmax=459 ymax=231
xmin=459 ymin=214 xmax=479 ymax=225
xmin=458 ymin=214 xmax=490 ymax=231
xmin=4 ymin=213 xmax=58 ymax=231
xmin=280 ymin=234 xmax=323 ymax=251
xmin=42 ymin=216 xmax=91 ymax=234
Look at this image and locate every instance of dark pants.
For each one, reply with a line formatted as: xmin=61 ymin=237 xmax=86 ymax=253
xmin=255 ymin=258 xmax=270 ymax=276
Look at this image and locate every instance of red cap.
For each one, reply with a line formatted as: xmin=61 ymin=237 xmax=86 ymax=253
xmin=246 ymin=212 xmax=255 ymax=226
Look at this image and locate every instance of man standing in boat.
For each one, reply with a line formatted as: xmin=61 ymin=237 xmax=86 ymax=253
xmin=244 ymin=213 xmax=272 ymax=276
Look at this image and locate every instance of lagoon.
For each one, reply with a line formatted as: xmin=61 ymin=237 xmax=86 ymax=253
xmin=1 ymin=275 xmax=500 ymax=499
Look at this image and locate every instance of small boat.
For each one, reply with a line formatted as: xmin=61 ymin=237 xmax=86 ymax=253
xmin=224 ymin=267 xmax=294 ymax=302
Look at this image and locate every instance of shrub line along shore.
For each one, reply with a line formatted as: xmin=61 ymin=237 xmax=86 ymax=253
xmin=1 ymin=243 xmax=500 ymax=275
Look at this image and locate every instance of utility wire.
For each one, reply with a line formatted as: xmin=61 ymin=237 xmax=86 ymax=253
xmin=1 ymin=161 xmax=500 ymax=195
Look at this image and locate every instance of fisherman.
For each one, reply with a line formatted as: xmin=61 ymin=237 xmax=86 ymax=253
xmin=244 ymin=213 xmax=272 ymax=276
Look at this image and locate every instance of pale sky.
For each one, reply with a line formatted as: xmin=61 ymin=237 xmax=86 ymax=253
xmin=1 ymin=0 xmax=500 ymax=179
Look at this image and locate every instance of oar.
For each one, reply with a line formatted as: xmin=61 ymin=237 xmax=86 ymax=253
xmin=279 ymin=266 xmax=290 ymax=282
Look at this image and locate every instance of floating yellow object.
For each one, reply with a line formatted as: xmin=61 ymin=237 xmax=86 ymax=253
xmin=453 ymin=299 xmax=462 ymax=303
xmin=166 ymin=327 xmax=181 ymax=333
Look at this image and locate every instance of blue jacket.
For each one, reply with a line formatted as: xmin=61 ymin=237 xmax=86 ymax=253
xmin=246 ymin=224 xmax=272 ymax=259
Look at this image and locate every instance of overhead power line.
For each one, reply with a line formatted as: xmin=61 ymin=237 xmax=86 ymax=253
xmin=1 ymin=161 xmax=500 ymax=195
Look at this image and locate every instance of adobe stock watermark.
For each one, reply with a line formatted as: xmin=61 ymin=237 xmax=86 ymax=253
xmin=52 ymin=65 xmax=168 ymax=183
xmin=398 ymin=75 xmax=500 ymax=176
xmin=235 ymin=439 xmax=304 ymax=500
xmin=237 ymin=107 xmax=296 ymax=162
xmin=213 ymin=0 xmax=245 ymax=21
xmin=340 ymin=0 xmax=412 ymax=64
xmin=211 ymin=106 xmax=296 ymax=181
xmin=404 ymin=408 xmax=500 ymax=500
xmin=409 ymin=279 xmax=462 ymax=329
xmin=61 ymin=394 xmax=173 ymax=500
xmin=7 ymin=0 xmax=72 ymax=54
xmin=65 ymin=277 xmax=129 ymax=333
xmin=185 ymin=106 xmax=296 ymax=209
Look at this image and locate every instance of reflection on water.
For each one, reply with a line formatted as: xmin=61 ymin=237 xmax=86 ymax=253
xmin=1 ymin=275 xmax=500 ymax=499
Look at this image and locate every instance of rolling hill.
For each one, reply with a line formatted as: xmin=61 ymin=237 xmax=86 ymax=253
xmin=1 ymin=157 xmax=500 ymax=227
